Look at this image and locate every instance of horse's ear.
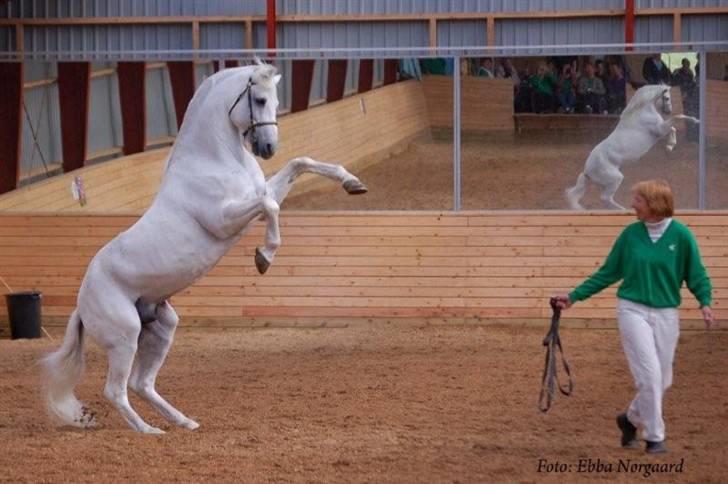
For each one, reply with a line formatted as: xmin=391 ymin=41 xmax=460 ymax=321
xmin=273 ymin=74 xmax=281 ymax=85
xmin=252 ymin=57 xmax=263 ymax=66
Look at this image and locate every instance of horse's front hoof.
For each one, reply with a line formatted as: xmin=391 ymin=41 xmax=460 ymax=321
xmin=255 ymin=248 xmax=271 ymax=275
xmin=343 ymin=179 xmax=368 ymax=195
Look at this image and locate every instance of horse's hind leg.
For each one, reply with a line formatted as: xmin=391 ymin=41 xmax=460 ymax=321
xmin=598 ymin=172 xmax=626 ymax=210
xmin=129 ymin=301 xmax=199 ymax=430
xmin=90 ymin=303 xmax=164 ymax=434
xmin=265 ymin=156 xmax=368 ymax=204
xmin=565 ymin=172 xmax=588 ymax=210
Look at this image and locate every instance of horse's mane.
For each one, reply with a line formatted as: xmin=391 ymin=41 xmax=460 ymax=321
xmin=165 ymin=61 xmax=278 ymax=171
xmin=250 ymin=62 xmax=278 ymax=87
xmin=620 ymin=84 xmax=668 ymax=121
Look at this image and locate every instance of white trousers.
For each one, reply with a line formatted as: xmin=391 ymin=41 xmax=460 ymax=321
xmin=617 ymin=298 xmax=680 ymax=443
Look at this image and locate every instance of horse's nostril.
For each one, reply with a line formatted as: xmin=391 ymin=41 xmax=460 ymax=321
xmin=266 ymin=143 xmax=273 ymax=154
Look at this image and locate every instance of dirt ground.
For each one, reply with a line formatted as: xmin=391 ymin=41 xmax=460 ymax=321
xmin=284 ymin=131 xmax=728 ymax=211
xmin=1 ymin=324 xmax=726 ymax=483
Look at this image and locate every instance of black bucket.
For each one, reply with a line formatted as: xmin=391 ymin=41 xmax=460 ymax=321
xmin=5 ymin=291 xmax=42 ymax=340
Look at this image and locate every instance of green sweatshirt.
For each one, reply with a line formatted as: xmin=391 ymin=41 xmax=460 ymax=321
xmin=569 ymin=220 xmax=712 ymax=308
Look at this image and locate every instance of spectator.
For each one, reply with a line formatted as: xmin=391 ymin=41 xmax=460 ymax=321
xmin=671 ymin=58 xmax=695 ymax=96
xmin=724 ymin=64 xmax=728 ymax=81
xmin=606 ymin=63 xmax=627 ymax=114
xmin=596 ymin=59 xmax=608 ymax=83
xmin=493 ymin=59 xmax=506 ymax=78
xmin=557 ymin=63 xmax=577 ymax=113
xmin=529 ymin=62 xmax=558 ymax=113
xmin=477 ymin=58 xmax=495 ymax=78
xmin=669 ymin=58 xmax=698 ymax=142
xmin=642 ymin=54 xmax=671 ymax=85
xmin=577 ymin=62 xmax=607 ymax=114
xmin=500 ymin=58 xmax=520 ymax=86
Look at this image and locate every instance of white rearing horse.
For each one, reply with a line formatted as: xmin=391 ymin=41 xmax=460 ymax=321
xmin=565 ymin=84 xmax=699 ymax=210
xmin=41 ymin=62 xmax=367 ymax=434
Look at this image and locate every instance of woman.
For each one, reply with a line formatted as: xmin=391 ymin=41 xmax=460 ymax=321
xmin=555 ymin=179 xmax=714 ymax=454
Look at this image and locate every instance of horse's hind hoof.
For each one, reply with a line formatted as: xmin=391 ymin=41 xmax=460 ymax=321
xmin=255 ymin=248 xmax=271 ymax=275
xmin=343 ymin=179 xmax=368 ymax=195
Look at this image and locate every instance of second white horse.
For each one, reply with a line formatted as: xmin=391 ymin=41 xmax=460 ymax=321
xmin=565 ymin=84 xmax=699 ymax=210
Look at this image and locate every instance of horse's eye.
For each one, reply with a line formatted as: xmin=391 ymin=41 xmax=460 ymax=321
xmin=255 ymin=98 xmax=266 ymax=106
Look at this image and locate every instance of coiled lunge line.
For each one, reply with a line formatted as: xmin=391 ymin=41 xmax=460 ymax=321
xmin=539 ymin=297 xmax=574 ymax=412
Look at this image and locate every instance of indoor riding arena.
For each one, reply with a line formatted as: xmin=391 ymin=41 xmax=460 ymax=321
xmin=1 ymin=2 xmax=727 ymax=482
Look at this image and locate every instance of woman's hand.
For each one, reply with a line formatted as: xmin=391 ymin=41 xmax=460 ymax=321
xmin=552 ymin=293 xmax=572 ymax=310
xmin=702 ymin=306 xmax=715 ymax=329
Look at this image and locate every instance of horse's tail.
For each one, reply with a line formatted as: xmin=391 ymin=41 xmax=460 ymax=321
xmin=41 ymin=310 xmax=95 ymax=428
xmin=565 ymin=172 xmax=588 ymax=210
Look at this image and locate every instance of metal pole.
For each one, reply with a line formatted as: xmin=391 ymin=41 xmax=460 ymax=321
xmin=698 ymin=49 xmax=707 ymax=210
xmin=453 ymin=56 xmax=461 ymax=212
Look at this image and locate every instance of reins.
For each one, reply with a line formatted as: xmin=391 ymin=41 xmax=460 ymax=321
xmin=538 ymin=297 xmax=574 ymax=412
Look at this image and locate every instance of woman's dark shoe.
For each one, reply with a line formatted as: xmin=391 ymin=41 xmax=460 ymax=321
xmin=645 ymin=440 xmax=668 ymax=454
xmin=616 ymin=413 xmax=640 ymax=449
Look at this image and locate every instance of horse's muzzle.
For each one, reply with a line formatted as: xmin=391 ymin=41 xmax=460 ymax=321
xmin=254 ymin=141 xmax=276 ymax=159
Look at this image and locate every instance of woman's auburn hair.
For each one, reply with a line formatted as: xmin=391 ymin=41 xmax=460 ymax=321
xmin=632 ymin=179 xmax=675 ymax=218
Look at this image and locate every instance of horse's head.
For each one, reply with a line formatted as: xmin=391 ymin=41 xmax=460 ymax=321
xmin=621 ymin=84 xmax=673 ymax=121
xmin=656 ymin=85 xmax=672 ymax=115
xmin=228 ymin=63 xmax=281 ymax=159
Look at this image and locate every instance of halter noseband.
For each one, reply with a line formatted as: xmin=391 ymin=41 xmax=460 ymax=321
xmin=228 ymin=78 xmax=278 ymax=139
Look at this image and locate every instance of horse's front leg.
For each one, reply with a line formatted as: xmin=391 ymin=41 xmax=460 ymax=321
xmin=265 ymin=156 xmax=367 ymax=204
xmin=221 ymin=196 xmax=280 ymax=274
xmin=658 ymin=115 xmax=700 ymax=151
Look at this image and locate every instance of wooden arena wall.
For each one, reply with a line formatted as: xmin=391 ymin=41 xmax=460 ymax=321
xmin=707 ymin=80 xmax=728 ymax=141
xmin=0 ymin=211 xmax=725 ymax=329
xmin=421 ymin=77 xmax=515 ymax=133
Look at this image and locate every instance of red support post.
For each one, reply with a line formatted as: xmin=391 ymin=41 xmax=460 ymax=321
xmin=57 ymin=62 xmax=91 ymax=173
xmin=383 ymin=59 xmax=399 ymax=85
xmin=291 ymin=60 xmax=315 ymax=113
xmin=267 ymin=0 xmax=276 ymax=51
xmin=0 ymin=62 xmax=23 ymax=194
xmin=117 ymin=62 xmax=146 ymax=155
xmin=326 ymin=59 xmax=348 ymax=103
xmin=358 ymin=59 xmax=374 ymax=93
xmin=625 ymin=0 xmax=635 ymax=50
xmin=167 ymin=61 xmax=196 ymax=130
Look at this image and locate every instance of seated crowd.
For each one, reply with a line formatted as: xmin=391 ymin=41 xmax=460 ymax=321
xmin=511 ymin=57 xmax=628 ymax=115
xmin=420 ymin=54 xmax=703 ymax=121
